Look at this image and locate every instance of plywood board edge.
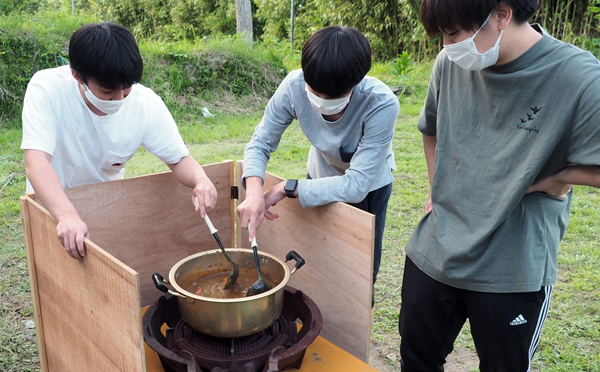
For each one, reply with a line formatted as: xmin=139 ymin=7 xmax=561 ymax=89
xmin=228 ymin=160 xmax=236 ymax=248
xmin=19 ymin=196 xmax=49 ymax=372
xmin=368 ymin=214 xmax=375 ymax=362
xmin=236 ymin=161 xmax=244 ymax=248
xmin=85 ymin=230 xmax=148 ymax=372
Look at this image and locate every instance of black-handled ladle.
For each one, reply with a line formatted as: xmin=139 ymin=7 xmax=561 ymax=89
xmin=246 ymin=224 xmax=271 ymax=296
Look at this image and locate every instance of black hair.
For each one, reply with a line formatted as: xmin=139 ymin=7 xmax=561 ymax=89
xmin=420 ymin=0 xmax=540 ymax=37
xmin=68 ymin=22 xmax=143 ymax=90
xmin=301 ymin=26 xmax=371 ymax=98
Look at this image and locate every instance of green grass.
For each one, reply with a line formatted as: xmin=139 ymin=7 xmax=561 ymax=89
xmin=0 ymin=127 xmax=37 ymax=371
xmin=1 ymin=60 xmax=600 ymax=372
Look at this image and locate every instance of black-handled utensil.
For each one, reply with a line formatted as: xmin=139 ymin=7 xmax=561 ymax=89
xmin=197 ymin=198 xmax=238 ymax=288
xmin=246 ymin=226 xmax=270 ymax=296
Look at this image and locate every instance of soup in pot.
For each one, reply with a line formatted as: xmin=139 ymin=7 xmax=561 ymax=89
xmin=180 ymin=270 xmax=278 ymax=299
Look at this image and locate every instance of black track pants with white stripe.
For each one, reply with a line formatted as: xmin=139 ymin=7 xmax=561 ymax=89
xmin=399 ymin=256 xmax=552 ymax=372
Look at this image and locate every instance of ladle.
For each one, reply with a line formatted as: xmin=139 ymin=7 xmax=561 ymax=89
xmin=197 ymin=198 xmax=238 ymax=288
xmin=246 ymin=228 xmax=271 ymax=297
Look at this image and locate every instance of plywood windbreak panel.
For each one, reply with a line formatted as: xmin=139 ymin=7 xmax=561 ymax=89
xmin=55 ymin=161 xmax=235 ymax=306
xmin=235 ymin=161 xmax=374 ymax=362
xmin=20 ymin=196 xmax=145 ymax=372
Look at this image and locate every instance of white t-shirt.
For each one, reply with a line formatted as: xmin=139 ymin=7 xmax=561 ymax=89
xmin=21 ymin=65 xmax=189 ymax=192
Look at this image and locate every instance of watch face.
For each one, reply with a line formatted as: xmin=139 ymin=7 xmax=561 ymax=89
xmin=285 ymin=179 xmax=297 ymax=197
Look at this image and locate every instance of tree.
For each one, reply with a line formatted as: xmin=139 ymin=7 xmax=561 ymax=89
xmin=235 ymin=0 xmax=253 ymax=43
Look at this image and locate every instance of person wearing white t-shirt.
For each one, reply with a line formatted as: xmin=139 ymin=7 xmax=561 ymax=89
xmin=21 ymin=22 xmax=217 ymax=261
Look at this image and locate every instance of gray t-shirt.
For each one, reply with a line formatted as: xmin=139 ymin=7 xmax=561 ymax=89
xmin=243 ymin=69 xmax=398 ymax=208
xmin=406 ymin=27 xmax=600 ymax=293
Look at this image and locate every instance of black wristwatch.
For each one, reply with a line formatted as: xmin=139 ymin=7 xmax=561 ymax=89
xmin=284 ymin=179 xmax=298 ymax=198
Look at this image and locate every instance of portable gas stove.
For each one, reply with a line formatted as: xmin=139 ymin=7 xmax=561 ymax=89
xmin=143 ymin=286 xmax=378 ymax=372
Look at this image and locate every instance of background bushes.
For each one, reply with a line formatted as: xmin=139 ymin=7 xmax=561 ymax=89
xmin=0 ymin=10 xmax=287 ymax=129
xmin=0 ymin=12 xmax=81 ymax=128
xmin=66 ymin=0 xmax=600 ymax=61
xmin=1 ymin=0 xmax=600 ymax=128
xmin=139 ymin=37 xmax=286 ymax=116
xmin=81 ymin=0 xmax=237 ymax=40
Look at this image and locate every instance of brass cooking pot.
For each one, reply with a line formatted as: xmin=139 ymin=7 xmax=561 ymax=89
xmin=152 ymin=248 xmax=304 ymax=338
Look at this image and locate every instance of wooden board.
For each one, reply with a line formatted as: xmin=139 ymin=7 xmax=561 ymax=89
xmin=20 ymin=196 xmax=145 ymax=372
xmin=20 ymin=196 xmax=48 ymax=372
xmin=21 ymin=159 xmax=374 ymax=370
xmin=236 ymin=161 xmax=374 ymax=362
xmin=54 ymin=161 xmax=235 ymax=306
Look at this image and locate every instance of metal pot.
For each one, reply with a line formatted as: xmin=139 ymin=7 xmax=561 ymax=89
xmin=152 ymin=248 xmax=304 ymax=338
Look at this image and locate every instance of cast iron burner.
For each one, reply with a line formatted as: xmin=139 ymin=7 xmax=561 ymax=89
xmin=143 ymin=286 xmax=322 ymax=372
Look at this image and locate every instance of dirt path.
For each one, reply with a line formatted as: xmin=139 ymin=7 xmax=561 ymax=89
xmin=369 ymin=342 xmax=480 ymax=372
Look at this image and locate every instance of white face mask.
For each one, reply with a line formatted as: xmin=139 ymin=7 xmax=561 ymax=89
xmin=305 ymin=85 xmax=351 ymax=116
xmin=443 ymin=12 xmax=503 ymax=71
xmin=82 ymin=84 xmax=130 ymax=115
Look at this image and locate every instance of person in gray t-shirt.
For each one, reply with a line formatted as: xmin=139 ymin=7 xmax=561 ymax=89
xmin=399 ymin=0 xmax=600 ymax=371
xmin=237 ymin=26 xmax=399 ymax=302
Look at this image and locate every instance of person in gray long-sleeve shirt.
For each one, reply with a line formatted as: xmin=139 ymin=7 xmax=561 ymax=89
xmin=237 ymin=26 xmax=399 ymax=301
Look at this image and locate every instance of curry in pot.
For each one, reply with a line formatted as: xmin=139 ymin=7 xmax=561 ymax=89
xmin=180 ymin=269 xmax=278 ymax=299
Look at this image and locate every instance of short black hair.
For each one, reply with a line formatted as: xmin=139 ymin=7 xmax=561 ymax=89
xmin=301 ymin=26 xmax=371 ymax=98
xmin=420 ymin=0 xmax=540 ymax=37
xmin=68 ymin=22 xmax=143 ymax=90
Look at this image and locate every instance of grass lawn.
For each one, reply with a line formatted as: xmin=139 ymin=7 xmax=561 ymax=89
xmin=1 ymin=63 xmax=599 ymax=372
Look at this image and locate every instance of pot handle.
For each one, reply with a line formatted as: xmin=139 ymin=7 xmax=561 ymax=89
xmin=152 ymin=272 xmax=188 ymax=299
xmin=285 ymin=250 xmax=305 ymax=275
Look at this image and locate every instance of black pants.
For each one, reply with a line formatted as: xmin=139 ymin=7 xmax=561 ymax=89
xmin=399 ymin=257 xmax=552 ymax=372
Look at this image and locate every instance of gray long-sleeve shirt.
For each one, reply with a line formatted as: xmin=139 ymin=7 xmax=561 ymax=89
xmin=242 ymin=69 xmax=398 ymax=208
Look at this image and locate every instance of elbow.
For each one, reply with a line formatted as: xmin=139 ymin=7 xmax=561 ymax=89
xmin=345 ymin=187 xmax=370 ymax=204
xmin=347 ymin=194 xmax=368 ymax=204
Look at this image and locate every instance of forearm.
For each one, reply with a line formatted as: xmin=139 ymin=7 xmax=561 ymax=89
xmin=168 ymin=155 xmax=211 ymax=187
xmin=25 ymin=150 xmax=79 ymax=220
xmin=25 ymin=150 xmax=91 ymax=259
xmin=241 ymin=138 xmax=273 ymax=188
xmin=298 ymin=174 xmax=367 ymax=207
xmin=245 ymin=176 xmax=265 ymax=197
xmin=557 ymin=165 xmax=600 ymax=188
xmin=423 ymin=134 xmax=437 ymax=186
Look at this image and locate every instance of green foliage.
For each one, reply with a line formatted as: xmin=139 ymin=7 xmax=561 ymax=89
xmin=0 ymin=0 xmax=40 ymax=15
xmin=591 ymin=0 xmax=600 ymax=19
xmin=0 ymin=8 xmax=286 ymax=129
xmin=533 ymin=0 xmax=600 ymax=53
xmin=254 ymin=0 xmax=440 ymax=61
xmin=390 ymin=51 xmax=414 ymax=77
xmin=82 ymin=0 xmax=237 ymax=40
xmin=0 ymin=11 xmax=89 ymax=128
xmin=388 ymin=51 xmax=418 ymax=97
xmin=139 ymin=35 xmax=287 ymax=116
xmin=327 ymin=0 xmax=420 ymax=60
xmin=255 ymin=0 xmax=328 ymax=52
xmin=21 ymin=0 xmax=597 ymax=63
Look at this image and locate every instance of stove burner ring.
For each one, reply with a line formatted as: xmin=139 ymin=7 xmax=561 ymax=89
xmin=172 ymin=315 xmax=296 ymax=362
xmin=143 ymin=286 xmax=322 ymax=372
